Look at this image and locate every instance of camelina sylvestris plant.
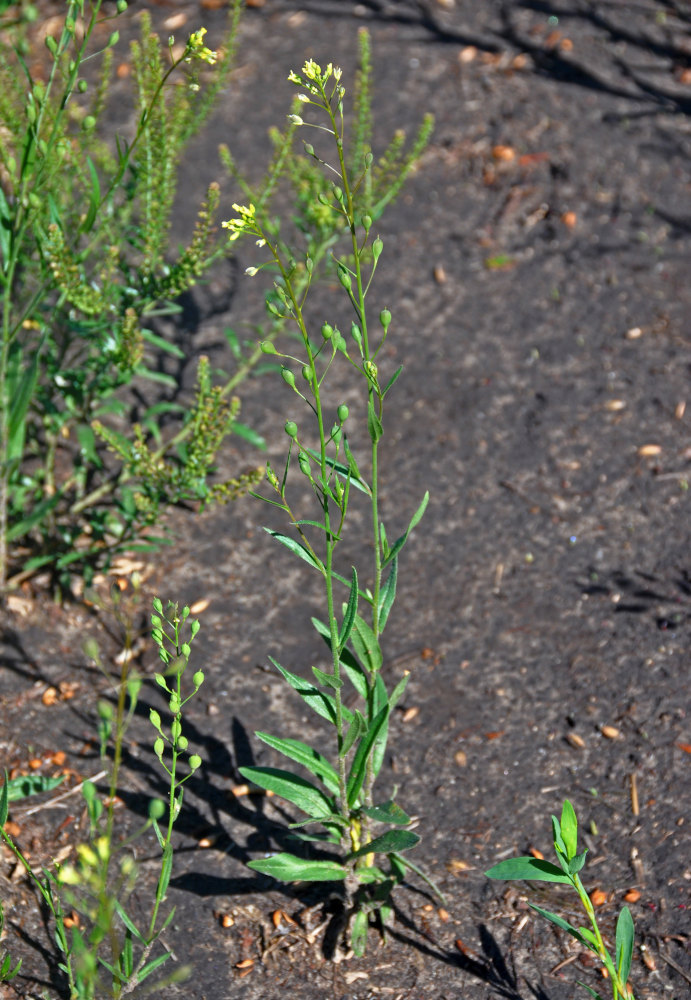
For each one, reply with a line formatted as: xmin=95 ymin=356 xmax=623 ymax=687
xmin=486 ymin=800 xmax=636 ymax=1000
xmin=223 ymin=59 xmax=441 ymax=956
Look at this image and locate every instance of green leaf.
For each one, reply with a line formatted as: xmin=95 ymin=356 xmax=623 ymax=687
xmin=265 ymin=529 xmax=324 ymax=572
xmin=342 ymin=437 xmax=370 ymax=494
xmin=80 ymin=156 xmax=101 ymax=234
xmin=340 ymin=711 xmax=364 ymax=758
xmin=8 ymin=343 xmax=40 ymax=463
xmin=247 ymin=853 xmax=347 ymax=882
xmin=0 ymin=186 xmax=11 ymax=270
xmin=378 ymin=556 xmax=397 ymax=630
xmin=348 ymin=828 xmax=419 ymax=861
xmin=349 ymin=614 xmax=382 ymax=675
xmin=381 ymin=365 xmax=403 ymax=397
xmin=311 ymin=666 xmax=343 ymax=691
xmin=350 ymin=909 xmax=369 ymax=957
xmin=5 ymin=773 xmax=65 ymax=802
xmin=137 ymin=951 xmax=172 ymax=983
xmin=574 ymin=984 xmax=604 ymax=1000
xmin=616 ymin=907 xmax=634 ymax=986
xmin=552 ymin=813 xmax=568 ymax=863
xmin=303 ymin=448 xmax=370 ymax=495
xmin=367 ymin=396 xmax=382 ymax=443
xmin=254 ymin=732 xmax=340 ymax=796
xmin=140 ymin=328 xmax=186 ymax=359
xmin=383 ymin=491 xmax=429 ymax=567
xmin=113 ymin=900 xmax=146 ymax=945
xmin=560 ymin=799 xmax=578 ymax=859
xmin=485 ymin=857 xmax=573 ymax=884
xmin=231 ymin=421 xmax=266 ymax=450
xmin=311 ymin=617 xmax=369 ymax=699
xmin=528 ymin=903 xmax=587 ymax=946
xmin=156 ymin=842 xmax=173 ymax=903
xmin=0 ymin=773 xmax=8 ymax=827
xmin=238 ymin=766 xmax=334 ymax=819
xmin=363 ymin=799 xmax=411 ymax=826
xmin=346 ymin=704 xmax=388 ymax=808
xmin=339 ymin=567 xmax=358 ymax=650
xmin=272 ymin=657 xmax=352 ymax=727
xmin=568 ymin=849 xmax=588 ymax=876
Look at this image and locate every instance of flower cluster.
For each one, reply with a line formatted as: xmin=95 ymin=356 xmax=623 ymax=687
xmin=288 ymin=59 xmax=343 ymax=100
xmin=185 ymin=27 xmax=217 ymax=65
xmin=221 ymin=202 xmax=258 ymax=242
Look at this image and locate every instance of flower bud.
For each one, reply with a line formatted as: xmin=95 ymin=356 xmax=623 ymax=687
xmin=337 ymin=404 xmax=349 ymax=423
xmin=285 ymin=420 xmax=298 ymax=438
xmin=281 ymin=367 xmax=296 ymax=389
xmin=379 ymin=309 xmax=391 ymax=332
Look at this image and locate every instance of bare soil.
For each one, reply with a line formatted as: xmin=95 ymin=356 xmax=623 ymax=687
xmin=2 ymin=2 xmax=691 ymax=998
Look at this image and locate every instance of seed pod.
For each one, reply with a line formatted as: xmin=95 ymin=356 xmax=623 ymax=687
xmin=350 ymin=322 xmax=362 ymax=349
xmin=77 ymin=79 xmax=88 ymax=93
xmin=337 ymin=265 xmax=352 ymax=291
xmin=302 ymin=365 xmax=311 ymax=382
xmin=189 ymin=754 xmax=202 ymax=771
xmin=321 ymin=323 xmax=333 ymax=340
xmin=177 ymin=735 xmax=188 ymax=751
xmin=372 ymin=237 xmax=383 ymax=262
xmin=260 ymin=341 xmax=277 ymax=354
xmin=379 ymin=309 xmax=391 ymax=332
xmin=362 ymin=214 xmax=372 ymax=232
xmin=285 ymin=421 xmax=298 ymax=439
xmin=281 ymin=367 xmax=296 ymax=389
xmin=337 ymin=404 xmax=349 ymax=423
xmin=298 ymin=452 xmax=311 ymax=477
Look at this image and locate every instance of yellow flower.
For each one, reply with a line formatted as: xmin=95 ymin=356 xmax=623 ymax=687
xmin=185 ymin=27 xmax=217 ymax=65
xmin=221 ymin=203 xmax=257 ymax=242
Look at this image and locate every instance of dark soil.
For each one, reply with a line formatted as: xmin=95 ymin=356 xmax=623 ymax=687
xmin=2 ymin=1 xmax=691 ymax=998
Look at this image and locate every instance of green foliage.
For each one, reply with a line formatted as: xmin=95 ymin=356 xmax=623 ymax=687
xmin=228 ymin=57 xmax=438 ymax=955
xmin=486 ymin=800 xmax=636 ymax=1000
xmin=0 ymin=589 xmax=203 ymax=998
xmin=0 ymin=0 xmax=260 ymax=593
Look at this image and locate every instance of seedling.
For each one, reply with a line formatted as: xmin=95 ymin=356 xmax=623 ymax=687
xmin=486 ymin=800 xmax=636 ymax=1000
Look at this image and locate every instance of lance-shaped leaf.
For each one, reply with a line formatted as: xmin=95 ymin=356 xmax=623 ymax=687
xmin=615 ymin=906 xmax=634 ymax=988
xmin=264 ymin=529 xmax=325 ymax=572
xmin=350 ymin=614 xmax=382 ymax=675
xmin=271 ymin=657 xmax=352 ymax=727
xmin=238 ymin=766 xmax=334 ymax=819
xmin=528 ymin=903 xmax=587 ymax=948
xmin=339 ymin=567 xmax=358 ymax=650
xmin=363 ymin=799 xmax=411 ymax=826
xmin=485 ymin=857 xmax=573 ymax=884
xmin=347 ymin=704 xmax=388 ymax=807
xmin=248 ymin=853 xmax=347 ymax=882
xmin=347 ymin=828 xmax=419 ymax=861
xmin=560 ymin=799 xmax=578 ymax=859
xmin=378 ymin=556 xmax=397 ymax=630
xmin=254 ymin=732 xmax=340 ymax=796
xmin=382 ymin=491 xmax=429 ymax=568
xmin=312 ymin=618 xmax=368 ymax=699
